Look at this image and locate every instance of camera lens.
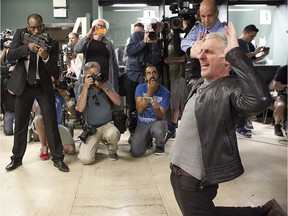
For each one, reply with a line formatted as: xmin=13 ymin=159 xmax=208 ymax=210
xmin=170 ymin=17 xmax=182 ymax=30
xmin=148 ymin=32 xmax=157 ymax=40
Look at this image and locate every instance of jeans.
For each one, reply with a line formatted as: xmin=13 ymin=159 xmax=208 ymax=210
xmin=4 ymin=111 xmax=15 ymax=135
xmin=170 ymin=171 xmax=266 ymax=216
xmin=130 ymin=120 xmax=168 ymax=157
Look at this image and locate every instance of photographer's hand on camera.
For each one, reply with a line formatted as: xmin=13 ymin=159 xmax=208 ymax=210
xmin=144 ymin=31 xmax=158 ymax=44
xmin=84 ymin=74 xmax=95 ymax=89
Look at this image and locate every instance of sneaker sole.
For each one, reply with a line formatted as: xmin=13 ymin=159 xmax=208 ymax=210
xmin=154 ymin=152 xmax=164 ymax=155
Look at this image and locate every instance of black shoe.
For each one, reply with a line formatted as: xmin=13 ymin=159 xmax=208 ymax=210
xmin=154 ymin=146 xmax=165 ymax=155
xmin=274 ymin=124 xmax=284 ymax=137
xmin=54 ymin=161 xmax=69 ymax=172
xmin=6 ymin=160 xmax=22 ymax=171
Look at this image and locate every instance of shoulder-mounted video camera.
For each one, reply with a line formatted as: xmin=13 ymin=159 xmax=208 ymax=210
xmin=169 ymin=0 xmax=200 ymax=30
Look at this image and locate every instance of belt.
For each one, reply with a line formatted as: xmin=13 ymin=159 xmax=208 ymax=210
xmin=26 ymin=79 xmax=41 ymax=88
xmin=170 ymin=163 xmax=192 ymax=177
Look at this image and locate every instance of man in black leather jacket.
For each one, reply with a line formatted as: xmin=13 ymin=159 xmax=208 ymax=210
xmin=169 ymin=22 xmax=285 ymax=216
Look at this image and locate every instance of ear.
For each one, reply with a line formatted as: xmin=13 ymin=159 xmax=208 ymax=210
xmin=224 ymin=60 xmax=230 ymax=67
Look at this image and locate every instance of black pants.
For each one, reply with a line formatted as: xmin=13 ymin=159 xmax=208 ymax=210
xmin=11 ymin=84 xmax=64 ymax=163
xmin=123 ymin=76 xmax=139 ymax=134
xmin=170 ymin=171 xmax=266 ymax=216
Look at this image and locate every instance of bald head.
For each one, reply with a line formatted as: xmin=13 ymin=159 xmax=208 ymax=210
xmin=199 ymin=0 xmax=219 ymax=29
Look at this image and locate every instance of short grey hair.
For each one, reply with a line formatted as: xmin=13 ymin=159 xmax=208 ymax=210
xmin=91 ymin=18 xmax=109 ymax=31
xmin=82 ymin=61 xmax=101 ymax=76
xmin=205 ymin=32 xmax=227 ymax=51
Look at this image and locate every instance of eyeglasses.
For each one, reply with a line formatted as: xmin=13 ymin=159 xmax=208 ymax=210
xmin=95 ymin=24 xmax=106 ymax=28
xmin=146 ymin=71 xmax=157 ymax=76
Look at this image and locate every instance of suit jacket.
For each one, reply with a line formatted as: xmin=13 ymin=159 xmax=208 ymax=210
xmin=7 ymin=28 xmax=59 ymax=97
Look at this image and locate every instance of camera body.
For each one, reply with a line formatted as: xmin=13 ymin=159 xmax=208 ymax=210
xmin=55 ymin=80 xmax=69 ymax=90
xmin=90 ymin=73 xmax=107 ymax=83
xmin=169 ymin=0 xmax=200 ymax=30
xmin=78 ymin=123 xmax=97 ymax=143
xmin=262 ymin=47 xmax=270 ymax=52
xmin=65 ymin=44 xmax=74 ymax=55
xmin=148 ymin=23 xmax=158 ymax=41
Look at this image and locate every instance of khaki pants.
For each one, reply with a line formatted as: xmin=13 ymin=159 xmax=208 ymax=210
xmin=78 ymin=122 xmax=120 ymax=164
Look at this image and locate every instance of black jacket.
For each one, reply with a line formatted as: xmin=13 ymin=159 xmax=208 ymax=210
xmin=6 ymin=28 xmax=59 ymax=97
xmin=187 ymin=47 xmax=271 ymax=188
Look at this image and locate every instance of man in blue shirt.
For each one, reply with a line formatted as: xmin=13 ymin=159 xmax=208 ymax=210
xmin=181 ymin=0 xmax=226 ymax=53
xmin=181 ymin=0 xmax=226 ymax=88
xmin=130 ymin=65 xmax=170 ymax=157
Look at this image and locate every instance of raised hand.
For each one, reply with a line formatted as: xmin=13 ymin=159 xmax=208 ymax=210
xmin=223 ymin=22 xmax=239 ymax=56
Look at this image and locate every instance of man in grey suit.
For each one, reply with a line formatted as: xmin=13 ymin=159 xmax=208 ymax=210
xmin=5 ymin=13 xmax=69 ymax=172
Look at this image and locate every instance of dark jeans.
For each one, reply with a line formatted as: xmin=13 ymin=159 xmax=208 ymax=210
xmin=170 ymin=171 xmax=266 ymax=216
xmin=124 ymin=76 xmax=139 ymax=133
xmin=4 ymin=110 xmax=15 ymax=135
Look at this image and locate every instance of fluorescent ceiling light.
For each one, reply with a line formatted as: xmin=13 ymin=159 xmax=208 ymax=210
xmin=229 ymin=9 xmax=255 ymax=11
xmin=112 ymin=4 xmax=147 ymax=7
xmin=114 ymin=9 xmax=143 ymax=12
xmin=234 ymin=4 xmax=267 ymax=7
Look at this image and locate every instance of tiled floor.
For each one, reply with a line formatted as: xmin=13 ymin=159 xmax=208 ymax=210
xmin=0 ymin=121 xmax=287 ymax=216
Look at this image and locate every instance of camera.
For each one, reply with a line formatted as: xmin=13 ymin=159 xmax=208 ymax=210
xmin=169 ymin=0 xmax=200 ymax=30
xmin=55 ymin=80 xmax=69 ymax=90
xmin=65 ymin=44 xmax=74 ymax=55
xmin=90 ymin=73 xmax=107 ymax=83
xmin=148 ymin=23 xmax=158 ymax=40
xmin=78 ymin=123 xmax=97 ymax=143
xmin=0 ymin=29 xmax=14 ymax=49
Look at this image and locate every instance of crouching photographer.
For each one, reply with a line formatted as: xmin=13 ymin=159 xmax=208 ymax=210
xmin=77 ymin=61 xmax=121 ymax=164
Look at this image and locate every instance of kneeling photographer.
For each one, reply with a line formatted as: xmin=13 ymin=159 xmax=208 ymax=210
xmin=77 ymin=61 xmax=121 ymax=164
xmin=124 ymin=18 xmax=162 ymax=144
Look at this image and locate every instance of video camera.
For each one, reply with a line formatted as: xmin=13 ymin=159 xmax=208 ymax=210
xmin=169 ymin=0 xmax=200 ymax=30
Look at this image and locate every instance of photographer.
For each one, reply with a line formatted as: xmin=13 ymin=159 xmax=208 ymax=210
xmin=77 ymin=61 xmax=121 ymax=164
xmin=1 ymin=32 xmax=16 ymax=136
xmin=124 ymin=18 xmax=162 ymax=144
xmin=32 ymin=76 xmax=76 ymax=160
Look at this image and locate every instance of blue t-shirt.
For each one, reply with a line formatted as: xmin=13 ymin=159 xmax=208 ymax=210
xmin=135 ymin=83 xmax=170 ymax=124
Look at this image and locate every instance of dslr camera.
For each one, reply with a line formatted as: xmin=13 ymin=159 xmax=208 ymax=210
xmin=65 ymin=44 xmax=74 ymax=55
xmin=90 ymin=73 xmax=107 ymax=83
xmin=78 ymin=123 xmax=97 ymax=143
xmin=169 ymin=0 xmax=200 ymax=30
xmin=148 ymin=23 xmax=158 ymax=41
xmin=55 ymin=80 xmax=69 ymax=90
